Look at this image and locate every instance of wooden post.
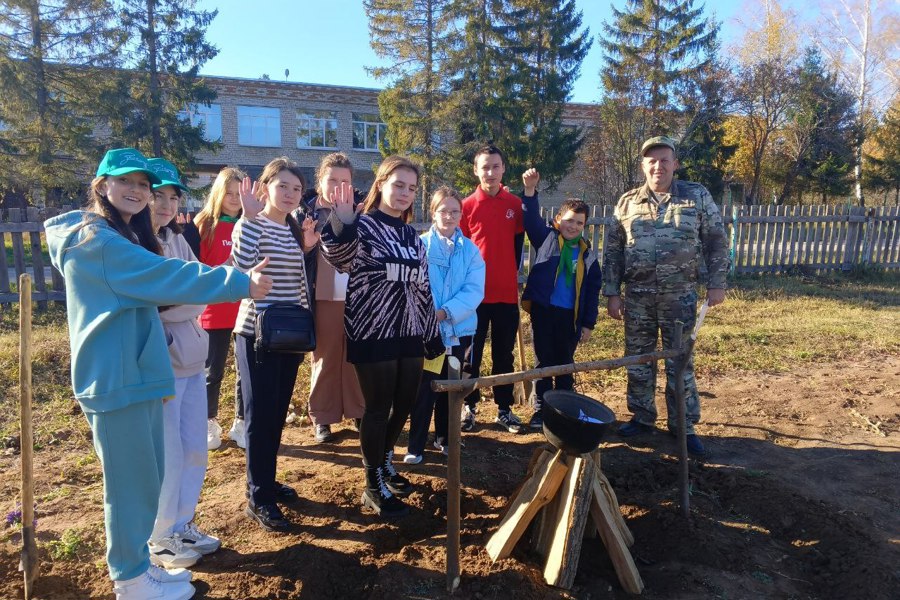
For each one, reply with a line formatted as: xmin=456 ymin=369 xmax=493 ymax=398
xmin=19 ymin=274 xmax=39 ymax=598
xmin=446 ymin=355 xmax=462 ymax=593
xmin=672 ymin=324 xmax=691 ymax=519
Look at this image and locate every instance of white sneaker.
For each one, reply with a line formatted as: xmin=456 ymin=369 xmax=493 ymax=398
xmin=227 ymin=418 xmax=246 ymax=449
xmin=147 ymin=564 xmax=191 ymax=583
xmin=148 ymin=535 xmax=200 ymax=569
xmin=178 ymin=521 xmax=220 ymax=555
xmin=207 ymin=419 xmax=222 ymax=450
xmin=113 ymin=567 xmax=195 ymax=600
xmin=403 ymin=453 xmax=423 ymax=464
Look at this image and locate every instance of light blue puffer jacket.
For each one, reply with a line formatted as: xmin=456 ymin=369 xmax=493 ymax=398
xmin=421 ymin=226 xmax=485 ymax=347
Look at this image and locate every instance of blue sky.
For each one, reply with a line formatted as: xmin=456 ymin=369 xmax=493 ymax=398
xmin=194 ymin=0 xmax=772 ymax=104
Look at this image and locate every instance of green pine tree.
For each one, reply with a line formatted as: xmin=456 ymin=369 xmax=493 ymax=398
xmin=364 ymin=0 xmax=460 ymax=213
xmin=102 ymin=0 xmax=219 ymax=174
xmin=0 ymin=0 xmax=123 ymax=205
xmin=492 ymin=0 xmax=591 ymax=190
xmin=600 ymin=0 xmax=716 ymax=132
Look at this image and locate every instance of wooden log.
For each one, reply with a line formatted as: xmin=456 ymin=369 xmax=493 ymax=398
xmin=543 ymin=455 xmax=594 ymax=590
xmin=485 ymin=449 xmax=568 ymax=562
xmin=432 ymin=348 xmax=682 ymax=393
xmin=590 ymin=474 xmax=644 ymax=595
xmin=446 ymin=356 xmax=463 ymax=593
xmin=19 ymin=274 xmax=39 ymax=598
xmin=588 ymin=453 xmax=634 ymax=547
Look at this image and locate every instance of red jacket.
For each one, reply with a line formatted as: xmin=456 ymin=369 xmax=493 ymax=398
xmin=460 ymin=187 xmax=524 ymax=304
xmin=184 ymin=219 xmax=241 ymax=330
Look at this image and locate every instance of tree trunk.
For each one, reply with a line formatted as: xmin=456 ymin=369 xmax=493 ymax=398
xmin=147 ymin=0 xmax=162 ymax=156
xmin=853 ymin=0 xmax=871 ymax=208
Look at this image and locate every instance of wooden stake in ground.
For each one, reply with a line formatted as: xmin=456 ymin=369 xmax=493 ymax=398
xmin=19 ymin=274 xmax=39 ymax=599
xmin=446 ymin=355 xmax=462 ymax=593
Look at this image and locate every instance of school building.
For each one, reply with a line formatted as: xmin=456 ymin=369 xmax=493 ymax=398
xmin=184 ymin=75 xmax=596 ymax=210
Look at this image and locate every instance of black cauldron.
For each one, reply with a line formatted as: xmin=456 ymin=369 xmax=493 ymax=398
xmin=541 ymin=390 xmax=616 ymax=456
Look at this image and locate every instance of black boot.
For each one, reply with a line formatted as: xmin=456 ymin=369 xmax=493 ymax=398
xmin=362 ymin=466 xmax=409 ymax=518
xmin=381 ymin=449 xmax=412 ymax=496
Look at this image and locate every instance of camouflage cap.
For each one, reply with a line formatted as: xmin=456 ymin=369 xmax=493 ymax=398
xmin=640 ymin=136 xmax=677 ymax=157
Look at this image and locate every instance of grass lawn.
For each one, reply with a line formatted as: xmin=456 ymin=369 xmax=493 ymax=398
xmin=0 ymin=270 xmax=897 ymax=444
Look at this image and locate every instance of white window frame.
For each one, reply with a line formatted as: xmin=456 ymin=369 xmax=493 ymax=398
xmin=352 ymin=112 xmax=387 ymax=152
xmin=237 ymin=105 xmax=281 ymax=147
xmin=296 ymin=109 xmax=339 ymax=149
xmin=179 ymin=103 xmax=223 ymax=142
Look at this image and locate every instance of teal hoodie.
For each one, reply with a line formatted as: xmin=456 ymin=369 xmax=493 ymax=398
xmin=44 ymin=210 xmax=251 ymax=414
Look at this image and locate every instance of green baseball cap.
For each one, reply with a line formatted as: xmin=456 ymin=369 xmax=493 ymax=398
xmin=640 ymin=135 xmax=677 ymax=157
xmin=147 ymin=158 xmax=189 ymax=192
xmin=95 ymin=148 xmax=161 ymax=185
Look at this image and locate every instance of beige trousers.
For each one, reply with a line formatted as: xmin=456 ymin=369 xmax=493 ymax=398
xmin=308 ymin=300 xmax=365 ymax=425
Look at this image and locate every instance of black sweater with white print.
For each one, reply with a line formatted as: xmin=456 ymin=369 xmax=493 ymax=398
xmin=320 ymin=209 xmax=442 ymax=364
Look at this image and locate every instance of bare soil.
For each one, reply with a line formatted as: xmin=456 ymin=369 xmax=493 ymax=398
xmin=2 ymin=355 xmax=898 ymax=600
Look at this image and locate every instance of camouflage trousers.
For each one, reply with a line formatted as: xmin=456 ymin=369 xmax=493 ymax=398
xmin=623 ymin=289 xmax=700 ymax=434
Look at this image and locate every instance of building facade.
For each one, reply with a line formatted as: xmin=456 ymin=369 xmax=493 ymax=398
xmin=185 ymin=75 xmax=595 ymax=211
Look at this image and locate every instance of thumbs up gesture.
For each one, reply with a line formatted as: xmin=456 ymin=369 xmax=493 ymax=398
xmin=248 ymin=257 xmax=273 ymax=299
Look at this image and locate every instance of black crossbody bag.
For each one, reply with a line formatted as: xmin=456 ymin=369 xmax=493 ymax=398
xmin=253 ymin=216 xmax=316 ymax=354
xmin=254 ymin=301 xmax=316 ymax=354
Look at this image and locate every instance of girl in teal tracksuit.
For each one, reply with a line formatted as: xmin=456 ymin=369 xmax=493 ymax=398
xmin=44 ymin=148 xmax=271 ymax=600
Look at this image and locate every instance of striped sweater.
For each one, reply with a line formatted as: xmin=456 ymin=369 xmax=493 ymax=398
xmin=320 ymin=209 xmax=441 ymax=363
xmin=231 ymin=214 xmax=310 ymax=338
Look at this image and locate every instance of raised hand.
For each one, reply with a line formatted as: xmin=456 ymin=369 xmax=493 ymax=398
xmin=329 ymin=181 xmax=361 ymax=224
xmin=239 ymin=176 xmax=265 ymax=221
xmin=247 ymin=257 xmax=273 ymax=299
xmin=522 ymin=168 xmax=540 ymax=196
xmin=301 ymin=215 xmax=320 ymax=252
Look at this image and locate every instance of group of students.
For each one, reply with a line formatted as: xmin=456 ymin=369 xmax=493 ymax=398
xmin=45 ymin=143 xmax=602 ymax=600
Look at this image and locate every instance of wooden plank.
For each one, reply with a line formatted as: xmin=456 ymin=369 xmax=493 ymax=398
xmin=782 ymin=206 xmax=794 ymax=267
xmin=0 ymin=291 xmax=66 ymax=303
xmin=0 ymin=229 xmax=11 ymax=307
xmin=9 ymin=208 xmax=27 ymax=279
xmin=755 ymin=205 xmax=765 ymax=268
xmin=822 ymin=206 xmax=834 ymax=265
xmin=26 ymin=208 xmax=47 ymax=311
xmin=887 ymin=207 xmax=900 ymax=265
xmin=543 ymin=455 xmax=594 ymax=590
xmin=734 ymin=205 xmax=745 ymax=273
xmin=775 ymin=205 xmax=787 ymax=271
xmin=734 ymin=214 xmax=867 ymax=224
xmin=589 ymin=453 xmax=634 ymax=547
xmin=485 ymin=449 xmax=568 ymax=562
xmin=760 ymin=204 xmax=772 ymax=270
xmin=590 ymin=473 xmax=644 ymax=595
xmin=809 ymin=205 xmax=820 ymax=268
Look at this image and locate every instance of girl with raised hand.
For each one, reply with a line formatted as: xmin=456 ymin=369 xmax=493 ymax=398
xmin=320 ymin=155 xmax=443 ymax=519
xmin=145 ymin=158 xmax=223 ymax=571
xmin=404 ymin=187 xmax=485 ymax=465
xmin=231 ymin=156 xmax=316 ymax=532
xmin=44 ymin=148 xmax=272 ymax=600
xmin=181 ymin=166 xmax=248 ymax=450
xmin=293 ymin=153 xmax=366 ymax=443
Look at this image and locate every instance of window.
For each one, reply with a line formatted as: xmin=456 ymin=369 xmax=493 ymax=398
xmin=297 ymin=110 xmax=338 ymax=149
xmin=179 ymin=103 xmax=222 ymax=142
xmin=352 ymin=112 xmax=387 ymax=151
xmin=237 ymin=106 xmax=281 ymax=147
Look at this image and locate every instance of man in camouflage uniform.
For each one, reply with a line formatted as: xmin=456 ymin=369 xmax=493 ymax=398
xmin=603 ymin=136 xmax=728 ymax=456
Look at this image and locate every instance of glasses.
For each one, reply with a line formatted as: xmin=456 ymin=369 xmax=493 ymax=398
xmin=436 ymin=209 xmax=461 ymax=218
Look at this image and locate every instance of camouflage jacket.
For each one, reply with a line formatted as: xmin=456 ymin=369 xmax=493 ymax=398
xmin=602 ymin=180 xmax=728 ymax=295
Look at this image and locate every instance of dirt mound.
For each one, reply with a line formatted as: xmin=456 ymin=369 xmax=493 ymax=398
xmin=2 ymin=356 xmax=898 ymax=599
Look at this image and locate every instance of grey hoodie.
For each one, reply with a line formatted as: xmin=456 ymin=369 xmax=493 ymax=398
xmin=158 ymin=228 xmax=209 ymax=378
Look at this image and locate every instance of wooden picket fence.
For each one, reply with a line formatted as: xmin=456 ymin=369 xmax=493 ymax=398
xmin=1 ymin=203 xmax=898 ymax=309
